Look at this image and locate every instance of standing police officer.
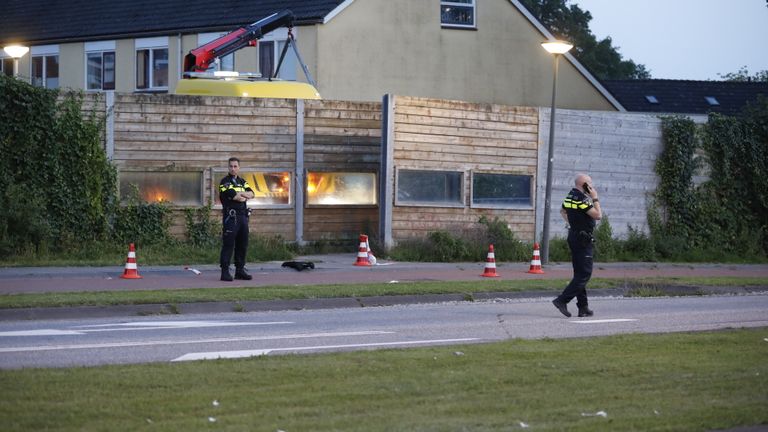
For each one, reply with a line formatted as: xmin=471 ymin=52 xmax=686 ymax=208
xmin=219 ymin=157 xmax=254 ymax=281
xmin=552 ymin=173 xmax=602 ymax=317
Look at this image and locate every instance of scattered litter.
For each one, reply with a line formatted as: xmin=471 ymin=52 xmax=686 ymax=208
xmin=106 ymin=277 xmax=113 ymax=280
xmin=184 ymin=267 xmax=201 ymax=275
xmin=519 ymin=421 xmax=530 ymax=428
xmin=764 ymin=338 xmax=768 ymax=342
xmin=581 ymin=411 xmax=607 ymax=418
xmin=208 ymin=417 xmax=217 ymax=423
xmin=388 ymin=280 xmax=399 ymax=284
xmin=653 ymin=409 xmax=660 ymax=415
xmin=454 ymin=351 xmax=465 ymax=356
xmin=212 ymin=400 xmax=220 ymax=407
xmin=146 ymin=418 xmax=153 ymax=424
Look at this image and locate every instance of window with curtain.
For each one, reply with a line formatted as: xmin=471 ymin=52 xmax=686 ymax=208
xmin=86 ymin=51 xmax=115 ymax=90
xmin=259 ymin=41 xmax=274 ymax=78
xmin=31 ymin=55 xmax=59 ymax=88
xmin=136 ymin=48 xmax=168 ymax=90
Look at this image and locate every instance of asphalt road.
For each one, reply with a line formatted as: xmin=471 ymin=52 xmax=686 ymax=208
xmin=2 ymin=293 xmax=766 ymax=369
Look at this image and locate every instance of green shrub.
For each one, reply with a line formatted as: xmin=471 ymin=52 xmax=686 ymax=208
xmin=111 ymin=185 xmax=171 ymax=246
xmin=184 ymin=202 xmax=218 ymax=247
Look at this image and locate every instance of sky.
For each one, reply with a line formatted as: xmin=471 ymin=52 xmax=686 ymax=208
xmin=573 ymin=0 xmax=768 ymax=80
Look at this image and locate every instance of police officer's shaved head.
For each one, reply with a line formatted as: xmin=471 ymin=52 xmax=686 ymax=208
xmin=575 ymin=173 xmax=592 ymax=189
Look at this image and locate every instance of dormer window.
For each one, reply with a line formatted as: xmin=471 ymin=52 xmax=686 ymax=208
xmin=441 ymin=0 xmax=476 ymax=28
xmin=645 ymin=95 xmax=659 ymax=104
xmin=705 ymin=96 xmax=720 ymax=106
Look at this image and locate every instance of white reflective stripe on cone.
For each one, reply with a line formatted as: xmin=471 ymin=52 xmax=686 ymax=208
xmin=128 ymin=252 xmax=136 ymax=258
xmin=124 ymin=263 xmax=137 ymax=269
xmin=531 ymin=260 xmax=541 ymax=265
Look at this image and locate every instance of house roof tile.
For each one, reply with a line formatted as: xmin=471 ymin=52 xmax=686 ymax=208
xmin=0 ymin=0 xmax=344 ymax=45
xmin=601 ymin=79 xmax=768 ymax=116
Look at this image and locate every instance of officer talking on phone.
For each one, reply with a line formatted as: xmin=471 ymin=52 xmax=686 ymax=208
xmin=552 ymin=173 xmax=603 ymax=318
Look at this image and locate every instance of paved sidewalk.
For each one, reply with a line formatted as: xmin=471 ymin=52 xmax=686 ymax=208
xmin=1 ymin=254 xmax=767 ymax=295
xmin=0 ymin=255 xmax=766 ymax=320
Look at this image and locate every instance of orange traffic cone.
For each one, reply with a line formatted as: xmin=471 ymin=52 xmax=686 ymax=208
xmin=354 ymin=234 xmax=372 ymax=266
xmin=527 ymin=242 xmax=544 ymax=274
xmin=120 ymin=243 xmax=143 ymax=279
xmin=481 ymin=244 xmax=500 ymax=277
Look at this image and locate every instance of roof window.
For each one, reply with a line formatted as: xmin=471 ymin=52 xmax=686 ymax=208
xmin=705 ymin=96 xmax=720 ymax=106
xmin=645 ymin=95 xmax=659 ymax=104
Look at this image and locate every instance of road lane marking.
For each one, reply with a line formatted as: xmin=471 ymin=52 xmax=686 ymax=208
xmin=0 ymin=329 xmax=85 ymax=337
xmin=570 ymin=319 xmax=638 ymax=324
xmin=73 ymin=321 xmax=294 ymax=331
xmin=0 ymin=331 xmax=393 ymax=353
xmin=172 ymin=338 xmax=482 ymax=362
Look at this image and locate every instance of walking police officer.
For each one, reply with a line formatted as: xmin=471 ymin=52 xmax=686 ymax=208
xmin=219 ymin=157 xmax=254 ymax=281
xmin=552 ymin=173 xmax=602 ymax=317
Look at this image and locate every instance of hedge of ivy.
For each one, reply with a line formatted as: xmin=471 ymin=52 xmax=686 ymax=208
xmin=653 ymin=97 xmax=768 ymax=256
xmin=0 ymin=75 xmax=175 ymax=258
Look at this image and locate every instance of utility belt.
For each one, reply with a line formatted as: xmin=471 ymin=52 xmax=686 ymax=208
xmin=223 ymin=207 xmax=250 ymax=224
xmin=569 ymin=228 xmax=595 ymax=247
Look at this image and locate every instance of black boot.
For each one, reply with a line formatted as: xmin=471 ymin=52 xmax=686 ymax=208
xmin=578 ymin=307 xmax=594 ymax=317
xmin=221 ymin=267 xmax=233 ymax=282
xmin=234 ymin=268 xmax=252 ymax=280
xmin=552 ymin=299 xmax=571 ymax=317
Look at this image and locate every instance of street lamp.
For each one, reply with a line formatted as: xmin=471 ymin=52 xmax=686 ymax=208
xmin=540 ymin=40 xmax=572 ymax=265
xmin=3 ymin=45 xmax=30 ymax=77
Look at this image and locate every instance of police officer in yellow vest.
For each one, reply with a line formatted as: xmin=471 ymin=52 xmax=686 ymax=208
xmin=219 ymin=157 xmax=254 ymax=281
xmin=552 ymin=173 xmax=602 ymax=318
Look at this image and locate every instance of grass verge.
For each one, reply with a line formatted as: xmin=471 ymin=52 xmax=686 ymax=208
xmin=0 ymin=277 xmax=766 ymax=310
xmin=1 ymin=328 xmax=766 ymax=431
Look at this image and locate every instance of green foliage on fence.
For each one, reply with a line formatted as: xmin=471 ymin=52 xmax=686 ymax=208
xmin=0 ymin=75 xmax=117 ymax=257
xmin=653 ymin=98 xmax=768 ymax=257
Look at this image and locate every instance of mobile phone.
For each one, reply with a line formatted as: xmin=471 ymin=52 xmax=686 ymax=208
xmin=583 ymin=182 xmax=591 ymax=194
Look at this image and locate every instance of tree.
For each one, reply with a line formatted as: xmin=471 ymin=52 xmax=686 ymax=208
xmin=519 ymin=0 xmax=651 ymax=79
xmin=718 ymin=66 xmax=768 ymax=82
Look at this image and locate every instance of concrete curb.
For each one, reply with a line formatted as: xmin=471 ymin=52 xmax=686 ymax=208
xmin=1 ymin=286 xmax=765 ymax=321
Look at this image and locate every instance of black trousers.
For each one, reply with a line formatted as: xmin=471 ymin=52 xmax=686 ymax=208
xmin=556 ymin=231 xmax=593 ymax=309
xmin=220 ymin=211 xmax=249 ymax=270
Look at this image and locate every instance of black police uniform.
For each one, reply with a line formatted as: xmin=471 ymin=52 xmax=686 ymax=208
xmin=219 ymin=174 xmax=254 ymax=278
xmin=555 ymin=188 xmax=596 ymax=313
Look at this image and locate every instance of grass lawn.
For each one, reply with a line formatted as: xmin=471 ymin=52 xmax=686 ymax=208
xmin=0 ymin=277 xmax=766 ymax=310
xmin=0 ymin=328 xmax=766 ymax=431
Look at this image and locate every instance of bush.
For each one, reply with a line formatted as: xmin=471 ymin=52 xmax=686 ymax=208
xmin=184 ymin=202 xmax=218 ymax=247
xmin=111 ymin=185 xmax=171 ymax=246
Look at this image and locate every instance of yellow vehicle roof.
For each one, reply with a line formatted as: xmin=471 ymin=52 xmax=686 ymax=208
xmin=175 ymin=79 xmax=321 ymax=99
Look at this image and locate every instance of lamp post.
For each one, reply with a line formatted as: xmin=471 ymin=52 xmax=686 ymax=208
xmin=540 ymin=40 xmax=572 ymax=265
xmin=3 ymin=45 xmax=30 ymax=77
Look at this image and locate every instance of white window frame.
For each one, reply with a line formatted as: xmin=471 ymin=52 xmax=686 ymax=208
xmin=259 ymin=27 xmax=299 ymax=81
xmin=470 ymin=171 xmax=533 ymax=210
xmin=441 ymin=0 xmax=476 ymax=29
xmin=135 ymin=37 xmax=169 ymax=91
xmin=30 ymin=45 xmax=60 ymax=89
xmin=85 ymin=41 xmax=116 ymax=91
xmin=395 ymin=167 xmax=466 ymax=208
xmin=0 ymin=54 xmax=14 ymax=76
